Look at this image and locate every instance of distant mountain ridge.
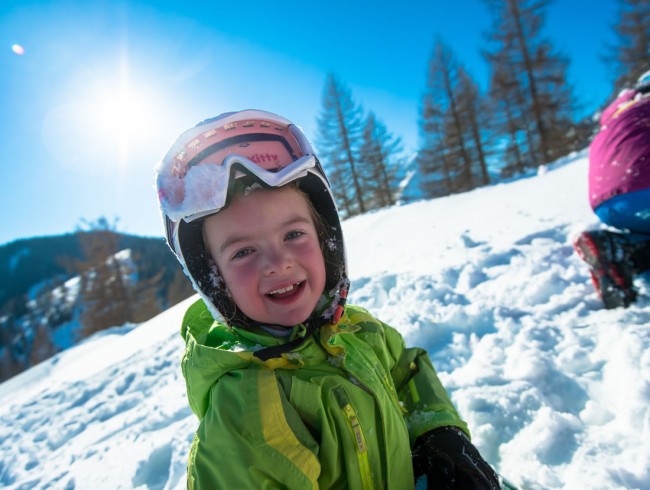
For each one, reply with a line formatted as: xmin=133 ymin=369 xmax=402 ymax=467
xmin=1 ymin=233 xmax=170 ymax=307
xmin=0 ymin=232 xmax=194 ymax=381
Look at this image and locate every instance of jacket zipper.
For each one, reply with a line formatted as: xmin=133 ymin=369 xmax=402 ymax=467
xmin=333 ymin=386 xmax=374 ymax=490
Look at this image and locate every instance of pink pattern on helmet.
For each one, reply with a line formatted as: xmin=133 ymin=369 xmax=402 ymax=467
xmin=170 ymin=118 xmax=304 ymax=178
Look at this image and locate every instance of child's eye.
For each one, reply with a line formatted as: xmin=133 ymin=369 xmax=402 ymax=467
xmin=285 ymin=230 xmax=306 ymax=241
xmin=231 ymin=248 xmax=253 ymax=260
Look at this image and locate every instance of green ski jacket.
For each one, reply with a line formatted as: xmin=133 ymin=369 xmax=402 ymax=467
xmin=180 ymin=299 xmax=469 ymax=489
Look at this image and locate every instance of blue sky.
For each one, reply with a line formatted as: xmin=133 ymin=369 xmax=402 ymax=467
xmin=0 ymin=0 xmax=620 ymax=246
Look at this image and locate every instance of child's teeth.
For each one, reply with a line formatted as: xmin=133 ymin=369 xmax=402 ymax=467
xmin=270 ymin=284 xmax=295 ymax=295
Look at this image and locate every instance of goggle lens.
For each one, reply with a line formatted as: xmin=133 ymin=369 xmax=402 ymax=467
xmin=157 ymin=113 xmax=317 ymax=222
xmin=159 ymin=152 xmax=318 ymax=222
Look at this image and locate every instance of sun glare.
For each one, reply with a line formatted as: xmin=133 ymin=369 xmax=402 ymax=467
xmin=92 ymin=82 xmax=156 ymax=162
xmin=42 ymin=60 xmax=174 ymax=175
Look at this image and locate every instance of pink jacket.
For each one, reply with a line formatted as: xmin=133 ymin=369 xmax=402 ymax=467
xmin=588 ymin=89 xmax=650 ymax=210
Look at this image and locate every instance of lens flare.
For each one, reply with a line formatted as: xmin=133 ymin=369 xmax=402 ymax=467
xmin=11 ymin=44 xmax=25 ymax=55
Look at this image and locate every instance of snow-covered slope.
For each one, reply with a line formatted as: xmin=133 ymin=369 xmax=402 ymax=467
xmin=1 ymin=151 xmax=649 ymax=490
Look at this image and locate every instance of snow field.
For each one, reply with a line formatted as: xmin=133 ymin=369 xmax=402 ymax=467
xmin=1 ymin=152 xmax=649 ymax=489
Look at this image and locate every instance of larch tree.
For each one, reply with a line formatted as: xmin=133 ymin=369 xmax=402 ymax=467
xmin=486 ymin=50 xmax=534 ymax=177
xmin=74 ymin=219 xmax=134 ymax=336
xmin=418 ymin=89 xmax=456 ymax=198
xmin=483 ymin=0 xmax=576 ymax=167
xmin=604 ymin=0 xmax=650 ymax=95
xmin=129 ymin=267 xmax=163 ymax=324
xmin=359 ymin=112 xmax=403 ymax=209
xmin=316 ymin=74 xmax=367 ymax=218
xmin=418 ymin=38 xmax=487 ymax=196
xmin=456 ymin=67 xmax=491 ymax=187
xmin=166 ymin=268 xmax=195 ymax=308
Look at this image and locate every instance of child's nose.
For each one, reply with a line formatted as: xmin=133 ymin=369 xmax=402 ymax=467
xmin=263 ymin=248 xmax=293 ymax=275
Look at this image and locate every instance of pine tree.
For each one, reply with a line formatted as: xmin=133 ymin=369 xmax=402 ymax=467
xmin=418 ymin=38 xmax=488 ymax=196
xmin=359 ymin=112 xmax=402 ymax=209
xmin=67 ymin=218 xmax=134 ymax=336
xmin=436 ymin=40 xmax=473 ymax=191
xmin=457 ymin=67 xmax=491 ymax=187
xmin=0 ymin=311 xmax=25 ymax=381
xmin=417 ymin=92 xmax=455 ymax=198
xmin=605 ymin=0 xmax=650 ymax=95
xmin=129 ymin=269 xmax=163 ymax=323
xmin=29 ymin=321 xmax=56 ymax=367
xmin=488 ymin=62 xmax=530 ymax=176
xmin=25 ymin=287 xmax=61 ymax=367
xmin=483 ymin=0 xmax=576 ymax=167
xmin=316 ymin=74 xmax=367 ymax=217
xmin=0 ymin=346 xmax=22 ymax=382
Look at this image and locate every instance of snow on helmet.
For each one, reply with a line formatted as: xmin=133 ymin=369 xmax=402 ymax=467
xmin=155 ymin=110 xmax=348 ymax=329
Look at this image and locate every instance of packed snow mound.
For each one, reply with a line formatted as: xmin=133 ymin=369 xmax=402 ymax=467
xmin=1 ymin=151 xmax=649 ymax=490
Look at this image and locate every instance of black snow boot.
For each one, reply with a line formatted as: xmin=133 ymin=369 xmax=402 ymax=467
xmin=573 ymin=230 xmax=637 ymax=309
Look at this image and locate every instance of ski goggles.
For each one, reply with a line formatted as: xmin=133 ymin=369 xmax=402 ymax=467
xmin=157 ymin=114 xmax=322 ymax=222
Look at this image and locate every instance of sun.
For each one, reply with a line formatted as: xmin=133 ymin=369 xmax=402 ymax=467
xmin=90 ymin=80 xmax=156 ymax=162
xmin=42 ymin=60 xmax=174 ymax=175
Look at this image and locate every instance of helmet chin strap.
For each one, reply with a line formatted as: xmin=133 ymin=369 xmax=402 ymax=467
xmin=331 ymin=276 xmax=350 ymax=324
xmin=252 ymin=276 xmax=350 ymax=361
xmin=252 ymin=316 xmax=324 ymax=361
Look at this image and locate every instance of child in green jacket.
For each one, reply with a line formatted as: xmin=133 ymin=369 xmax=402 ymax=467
xmin=156 ymin=109 xmax=500 ymax=489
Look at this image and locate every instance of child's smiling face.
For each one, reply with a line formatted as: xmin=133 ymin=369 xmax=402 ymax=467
xmin=203 ymin=186 xmax=327 ymax=327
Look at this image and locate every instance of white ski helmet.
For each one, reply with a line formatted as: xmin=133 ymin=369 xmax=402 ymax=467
xmin=156 ymin=110 xmax=348 ymax=329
